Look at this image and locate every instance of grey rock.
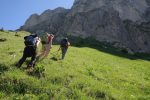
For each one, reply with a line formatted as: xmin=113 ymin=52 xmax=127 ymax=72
xmin=21 ymin=7 xmax=69 ymax=34
xmin=20 ymin=0 xmax=150 ymax=53
xmin=72 ymin=0 xmax=148 ymax=21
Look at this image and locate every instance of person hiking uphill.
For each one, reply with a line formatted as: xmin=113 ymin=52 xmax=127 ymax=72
xmin=38 ymin=32 xmax=54 ymax=58
xmin=58 ymin=38 xmax=70 ymax=60
xmin=16 ymin=33 xmax=41 ymax=68
xmin=48 ymin=34 xmax=54 ymax=49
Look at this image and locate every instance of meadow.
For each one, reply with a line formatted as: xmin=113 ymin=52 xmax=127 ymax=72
xmin=0 ymin=31 xmax=150 ymax=100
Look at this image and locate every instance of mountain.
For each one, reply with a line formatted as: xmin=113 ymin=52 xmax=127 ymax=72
xmin=20 ymin=0 xmax=150 ymax=53
xmin=20 ymin=7 xmax=69 ymax=34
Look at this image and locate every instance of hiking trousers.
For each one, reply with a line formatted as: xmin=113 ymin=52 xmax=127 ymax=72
xmin=17 ymin=46 xmax=36 ymax=67
xmin=61 ymin=47 xmax=68 ymax=60
xmin=39 ymin=44 xmax=51 ymax=58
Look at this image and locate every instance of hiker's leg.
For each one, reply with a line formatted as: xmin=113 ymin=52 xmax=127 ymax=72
xmin=17 ymin=48 xmax=27 ymax=68
xmin=43 ymin=45 xmax=48 ymax=57
xmin=40 ymin=45 xmax=45 ymax=56
xmin=30 ymin=55 xmax=36 ymax=67
xmin=44 ymin=44 xmax=51 ymax=57
xmin=38 ymin=45 xmax=46 ymax=58
xmin=61 ymin=47 xmax=67 ymax=60
xmin=28 ymin=47 xmax=36 ymax=67
xmin=17 ymin=55 xmax=27 ymax=67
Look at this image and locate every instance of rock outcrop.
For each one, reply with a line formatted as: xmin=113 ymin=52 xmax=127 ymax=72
xmin=21 ymin=7 xmax=69 ymax=34
xmin=20 ymin=0 xmax=150 ymax=53
xmin=71 ymin=0 xmax=148 ymax=21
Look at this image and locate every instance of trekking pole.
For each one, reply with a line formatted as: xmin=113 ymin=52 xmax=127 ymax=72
xmin=54 ymin=47 xmax=61 ymax=59
xmin=50 ymin=48 xmax=59 ymax=57
xmin=50 ymin=51 xmax=58 ymax=55
xmin=50 ymin=46 xmax=60 ymax=54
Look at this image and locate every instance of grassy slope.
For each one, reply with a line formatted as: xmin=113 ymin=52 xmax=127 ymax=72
xmin=0 ymin=31 xmax=150 ymax=100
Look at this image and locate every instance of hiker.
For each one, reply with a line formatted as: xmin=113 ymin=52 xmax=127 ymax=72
xmin=59 ymin=38 xmax=70 ymax=60
xmin=16 ymin=33 xmax=41 ymax=68
xmin=38 ymin=32 xmax=54 ymax=58
xmin=48 ymin=34 xmax=54 ymax=48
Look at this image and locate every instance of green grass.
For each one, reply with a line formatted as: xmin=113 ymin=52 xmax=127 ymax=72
xmin=0 ymin=31 xmax=150 ymax=100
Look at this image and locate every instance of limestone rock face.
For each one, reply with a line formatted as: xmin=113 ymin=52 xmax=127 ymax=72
xmin=23 ymin=14 xmax=39 ymax=29
xmin=21 ymin=7 xmax=69 ymax=34
xmin=21 ymin=0 xmax=150 ymax=53
xmin=72 ymin=0 xmax=148 ymax=21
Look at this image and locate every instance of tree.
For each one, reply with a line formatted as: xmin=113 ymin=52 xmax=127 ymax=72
xmin=0 ymin=27 xmax=4 ymax=31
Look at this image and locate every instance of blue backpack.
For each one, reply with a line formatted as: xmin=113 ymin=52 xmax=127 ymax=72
xmin=24 ymin=35 xmax=36 ymax=46
xmin=60 ymin=39 xmax=68 ymax=47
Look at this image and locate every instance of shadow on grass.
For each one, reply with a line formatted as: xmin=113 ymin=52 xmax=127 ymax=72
xmin=26 ymin=67 xmax=45 ymax=79
xmin=65 ymin=36 xmax=150 ymax=61
xmin=50 ymin=57 xmax=58 ymax=61
xmin=0 ymin=63 xmax=9 ymax=74
xmin=50 ymin=52 xmax=61 ymax=61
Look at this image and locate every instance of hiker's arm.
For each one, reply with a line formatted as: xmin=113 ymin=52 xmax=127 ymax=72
xmin=46 ymin=32 xmax=50 ymax=36
xmin=36 ymin=37 xmax=41 ymax=47
xmin=68 ymin=42 xmax=71 ymax=47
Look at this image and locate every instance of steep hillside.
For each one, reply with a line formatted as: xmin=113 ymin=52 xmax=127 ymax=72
xmin=0 ymin=31 xmax=150 ymax=99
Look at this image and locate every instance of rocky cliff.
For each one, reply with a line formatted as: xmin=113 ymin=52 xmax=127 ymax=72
xmin=21 ymin=7 xmax=69 ymax=34
xmin=20 ymin=0 xmax=150 ymax=53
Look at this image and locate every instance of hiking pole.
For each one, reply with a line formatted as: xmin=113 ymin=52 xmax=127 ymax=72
xmin=50 ymin=46 xmax=60 ymax=55
xmin=54 ymin=47 xmax=62 ymax=60
xmin=50 ymin=51 xmax=58 ymax=55
xmin=51 ymin=47 xmax=60 ymax=56
xmin=50 ymin=49 xmax=59 ymax=57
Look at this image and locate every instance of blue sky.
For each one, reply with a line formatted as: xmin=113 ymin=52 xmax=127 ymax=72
xmin=0 ymin=0 xmax=74 ymax=30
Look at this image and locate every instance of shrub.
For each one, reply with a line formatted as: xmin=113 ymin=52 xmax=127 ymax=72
xmin=0 ymin=28 xmax=4 ymax=32
xmin=27 ymin=65 xmax=45 ymax=78
xmin=15 ymin=32 xmax=21 ymax=37
xmin=0 ymin=63 xmax=9 ymax=74
xmin=0 ymin=38 xmax=7 ymax=42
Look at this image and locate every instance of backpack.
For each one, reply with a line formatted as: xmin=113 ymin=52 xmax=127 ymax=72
xmin=41 ymin=33 xmax=48 ymax=44
xmin=24 ymin=35 xmax=36 ymax=46
xmin=60 ymin=39 xmax=69 ymax=47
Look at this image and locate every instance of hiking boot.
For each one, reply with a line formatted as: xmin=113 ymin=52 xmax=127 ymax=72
xmin=15 ymin=63 xmax=21 ymax=68
xmin=36 ymin=56 xmax=40 ymax=62
xmin=27 ymin=63 xmax=35 ymax=68
xmin=27 ymin=63 xmax=33 ymax=68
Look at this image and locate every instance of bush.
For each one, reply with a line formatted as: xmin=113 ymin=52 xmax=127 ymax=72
xmin=15 ymin=33 xmax=21 ymax=37
xmin=0 ymin=63 xmax=9 ymax=74
xmin=0 ymin=92 xmax=5 ymax=99
xmin=12 ymin=94 xmax=38 ymax=100
xmin=27 ymin=65 xmax=45 ymax=78
xmin=121 ymin=48 xmax=128 ymax=54
xmin=0 ymin=28 xmax=4 ymax=32
xmin=0 ymin=38 xmax=7 ymax=42
xmin=38 ymin=93 xmax=49 ymax=100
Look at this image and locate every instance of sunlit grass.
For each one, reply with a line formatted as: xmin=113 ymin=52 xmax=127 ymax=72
xmin=0 ymin=31 xmax=150 ymax=99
